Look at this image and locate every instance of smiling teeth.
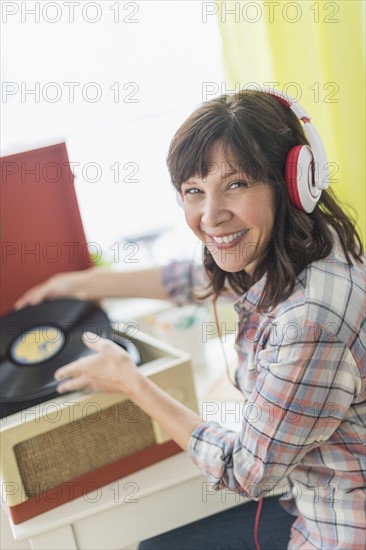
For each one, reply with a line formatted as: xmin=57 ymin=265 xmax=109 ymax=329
xmin=212 ymin=230 xmax=247 ymax=244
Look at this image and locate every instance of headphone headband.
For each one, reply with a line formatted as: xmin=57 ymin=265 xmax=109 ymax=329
xmin=264 ymin=89 xmax=311 ymax=121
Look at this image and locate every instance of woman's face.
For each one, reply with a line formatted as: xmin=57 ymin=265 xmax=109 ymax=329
xmin=181 ymin=142 xmax=276 ymax=274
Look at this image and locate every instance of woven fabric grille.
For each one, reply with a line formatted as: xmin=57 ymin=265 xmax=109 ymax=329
xmin=14 ymin=400 xmax=155 ymax=497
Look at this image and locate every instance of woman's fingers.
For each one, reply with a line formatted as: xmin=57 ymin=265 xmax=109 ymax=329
xmin=14 ymin=286 xmax=48 ymax=309
xmin=82 ymin=331 xmax=108 ymax=350
xmin=54 ymin=355 xmax=89 ymax=382
xmin=54 ymin=333 xmax=137 ymax=395
xmin=56 ymin=374 xmax=90 ymax=394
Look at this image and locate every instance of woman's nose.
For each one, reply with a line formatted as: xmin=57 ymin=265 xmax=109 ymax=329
xmin=201 ymin=194 xmax=232 ymax=227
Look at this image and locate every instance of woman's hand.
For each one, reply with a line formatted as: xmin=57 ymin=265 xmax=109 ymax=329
xmin=14 ymin=269 xmax=98 ymax=310
xmin=54 ymin=332 xmax=141 ymax=395
xmin=55 ymin=333 xmax=202 ymax=452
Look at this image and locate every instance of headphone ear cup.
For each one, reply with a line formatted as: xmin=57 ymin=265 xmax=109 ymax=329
xmin=285 ymin=146 xmax=304 ymax=210
xmin=285 ymin=145 xmax=321 ymax=213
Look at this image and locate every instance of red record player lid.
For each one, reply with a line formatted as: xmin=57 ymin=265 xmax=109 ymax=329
xmin=0 ymin=142 xmax=92 ymax=315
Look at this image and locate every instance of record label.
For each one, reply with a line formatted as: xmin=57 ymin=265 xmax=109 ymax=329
xmin=10 ymin=326 xmax=65 ymax=365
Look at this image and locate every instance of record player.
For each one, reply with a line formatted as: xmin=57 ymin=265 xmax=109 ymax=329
xmin=0 ymin=144 xmax=199 ymax=524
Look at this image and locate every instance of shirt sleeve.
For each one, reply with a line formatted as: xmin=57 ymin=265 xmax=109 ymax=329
xmin=188 ymin=312 xmax=361 ymax=500
xmin=160 ymin=260 xmax=210 ymax=305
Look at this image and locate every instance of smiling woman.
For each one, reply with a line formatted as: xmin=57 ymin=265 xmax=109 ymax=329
xmin=14 ymin=89 xmax=366 ymax=550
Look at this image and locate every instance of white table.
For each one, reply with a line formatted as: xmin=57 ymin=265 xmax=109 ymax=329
xmin=8 ymin=452 xmax=247 ymax=550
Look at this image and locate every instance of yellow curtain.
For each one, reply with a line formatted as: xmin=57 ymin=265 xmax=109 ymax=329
xmin=216 ymin=0 xmax=365 ymax=242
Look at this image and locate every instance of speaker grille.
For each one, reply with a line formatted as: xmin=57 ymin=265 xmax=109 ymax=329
xmin=14 ymin=400 xmax=155 ymax=497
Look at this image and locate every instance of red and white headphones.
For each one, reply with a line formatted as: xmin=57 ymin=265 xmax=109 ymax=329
xmin=175 ymin=89 xmax=330 ymax=213
xmin=266 ymin=89 xmax=330 ymax=212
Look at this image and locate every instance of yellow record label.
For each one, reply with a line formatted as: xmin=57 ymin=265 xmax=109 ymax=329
xmin=11 ymin=326 xmax=65 ymax=365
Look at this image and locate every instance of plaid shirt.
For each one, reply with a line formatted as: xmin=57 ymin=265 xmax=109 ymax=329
xmin=161 ymin=247 xmax=366 ymax=550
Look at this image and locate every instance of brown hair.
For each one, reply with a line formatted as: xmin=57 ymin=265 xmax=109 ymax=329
xmin=167 ymin=90 xmax=364 ymax=310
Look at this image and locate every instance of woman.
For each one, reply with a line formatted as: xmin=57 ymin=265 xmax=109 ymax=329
xmin=15 ymin=90 xmax=365 ymax=549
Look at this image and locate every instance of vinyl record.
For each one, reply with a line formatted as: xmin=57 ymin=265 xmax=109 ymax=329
xmin=0 ymin=299 xmax=112 ymax=403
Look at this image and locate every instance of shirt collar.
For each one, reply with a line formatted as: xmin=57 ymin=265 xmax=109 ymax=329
xmin=233 ymin=274 xmax=267 ymax=314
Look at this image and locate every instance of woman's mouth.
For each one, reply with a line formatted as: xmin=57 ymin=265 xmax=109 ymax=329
xmin=209 ymin=229 xmax=249 ymax=248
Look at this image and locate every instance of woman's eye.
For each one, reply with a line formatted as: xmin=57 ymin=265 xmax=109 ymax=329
xmin=229 ymin=180 xmax=250 ymax=190
xmin=183 ymin=188 xmax=202 ymax=195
